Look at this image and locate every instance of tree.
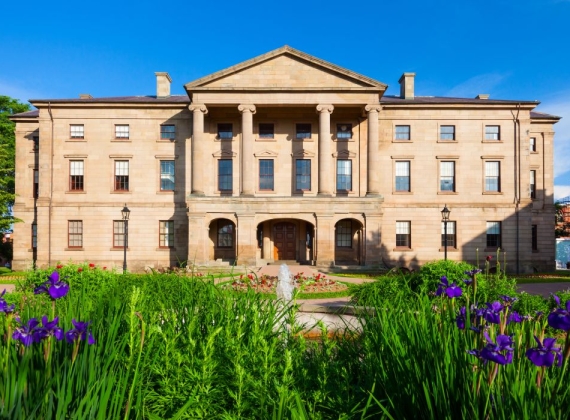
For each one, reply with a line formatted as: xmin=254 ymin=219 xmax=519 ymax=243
xmin=0 ymin=96 xmax=31 ymax=232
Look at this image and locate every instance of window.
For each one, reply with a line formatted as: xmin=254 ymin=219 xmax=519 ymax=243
xmin=440 ymin=161 xmax=455 ymax=192
xmin=395 ymin=125 xmax=410 ymax=140
xmin=486 ymin=221 xmax=501 ymax=248
xmin=159 ymin=221 xmax=174 ymax=248
xmin=337 ymin=160 xmax=352 ymax=191
xmin=33 ymin=136 xmax=39 ymax=151
xmin=31 ymin=223 xmax=37 ymax=249
xmin=441 ymin=221 xmax=456 ymax=248
xmin=395 ymin=161 xmax=410 ymax=192
xmin=530 ymin=137 xmax=536 ymax=152
xmin=336 ymin=220 xmax=352 ymax=247
xmin=336 ymin=124 xmax=352 ymax=139
xmin=259 ymin=159 xmax=274 ymax=190
xmin=485 ymin=162 xmax=500 ymax=192
xmin=532 ymin=225 xmax=538 ymax=251
xmin=160 ymin=124 xmax=175 ymax=140
xmin=68 ymin=220 xmax=83 ymax=248
xmin=115 ymin=125 xmax=129 ymax=139
xmin=296 ymin=123 xmax=311 ymax=139
xmin=396 ymin=221 xmax=411 ymax=248
xmin=218 ymin=159 xmax=233 ymax=191
xmin=295 ymin=159 xmax=311 ymax=191
xmin=530 ymin=170 xmax=536 ymax=199
xmin=440 ymin=125 xmax=455 ymax=140
xmin=485 ymin=125 xmax=500 ymax=140
xmin=259 ymin=123 xmax=274 ymax=139
xmin=69 ymin=160 xmax=84 ymax=191
xmin=33 ymin=169 xmax=39 ymax=198
xmin=114 ymin=161 xmax=129 ymax=191
xmin=218 ymin=123 xmax=233 ymax=139
xmin=160 ymin=161 xmax=175 ymax=191
xmin=70 ymin=124 xmax=84 ymax=139
xmin=217 ymin=222 xmax=233 ymax=248
xmin=113 ymin=221 xmax=126 ymax=247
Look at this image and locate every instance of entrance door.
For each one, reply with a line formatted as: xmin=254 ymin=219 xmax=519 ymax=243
xmin=273 ymin=222 xmax=296 ymax=260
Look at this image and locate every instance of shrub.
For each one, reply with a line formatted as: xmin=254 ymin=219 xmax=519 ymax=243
xmin=418 ymin=260 xmax=475 ymax=294
xmin=350 ymin=273 xmax=416 ymax=306
xmin=513 ymin=292 xmax=549 ymax=316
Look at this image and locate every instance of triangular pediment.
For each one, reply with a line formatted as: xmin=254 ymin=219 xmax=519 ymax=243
xmin=332 ymin=150 xmax=356 ymax=158
xmin=292 ymin=149 xmax=315 ymax=158
xmin=185 ymin=46 xmax=386 ymax=92
xmin=212 ymin=150 xmax=237 ymax=158
xmin=254 ymin=150 xmax=278 ymax=157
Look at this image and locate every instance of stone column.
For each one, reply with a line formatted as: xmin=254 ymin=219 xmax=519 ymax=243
xmin=236 ymin=214 xmax=257 ymax=266
xmin=238 ymin=104 xmax=256 ymax=196
xmin=317 ymin=104 xmax=334 ymax=196
xmin=189 ymin=104 xmax=208 ymax=195
xmin=187 ymin=213 xmax=208 ymax=264
xmin=365 ymin=105 xmax=381 ymax=196
xmin=315 ymin=213 xmax=335 ymax=268
xmin=262 ymin=222 xmax=272 ymax=260
xmin=364 ymin=214 xmax=382 ymax=265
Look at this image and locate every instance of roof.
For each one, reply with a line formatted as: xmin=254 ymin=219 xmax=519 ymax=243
xmin=530 ymin=111 xmax=561 ymax=120
xmin=10 ymin=109 xmax=39 ymax=118
xmin=381 ymin=95 xmax=540 ymax=105
xmin=29 ymin=95 xmax=190 ymax=105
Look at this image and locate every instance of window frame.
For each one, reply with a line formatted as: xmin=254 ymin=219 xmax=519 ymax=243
xmin=258 ymin=123 xmax=274 ymax=139
xmin=259 ymin=159 xmax=275 ymax=191
xmin=68 ymin=220 xmax=83 ymax=249
xmin=114 ymin=160 xmax=129 ymax=191
xmin=296 ymin=123 xmax=312 ymax=140
xmin=530 ymin=137 xmax=537 ymax=153
xmin=70 ymin=124 xmax=84 ymax=139
xmin=218 ymin=159 xmax=233 ymax=192
xmin=159 ymin=220 xmax=174 ymax=248
xmin=295 ymin=159 xmax=311 ymax=191
xmin=395 ymin=160 xmax=411 ymax=192
xmin=69 ymin=160 xmax=84 ymax=191
xmin=441 ymin=221 xmax=457 ymax=249
xmin=484 ymin=161 xmax=501 ymax=193
xmin=485 ymin=125 xmax=501 ymax=141
xmin=486 ymin=221 xmax=502 ymax=249
xmin=530 ymin=170 xmax=536 ymax=199
xmin=336 ymin=220 xmax=352 ymax=248
xmin=115 ymin=124 xmax=130 ymax=139
xmin=396 ymin=221 xmax=411 ymax=249
xmin=217 ymin=123 xmax=233 ymax=140
xmin=31 ymin=223 xmax=37 ymax=249
xmin=217 ymin=221 xmax=234 ymax=248
xmin=336 ymin=159 xmax=352 ymax=192
xmin=336 ymin=123 xmax=353 ymax=140
xmin=160 ymin=160 xmax=175 ymax=191
xmin=395 ymin=125 xmax=411 ymax=141
xmin=440 ymin=125 xmax=456 ymax=141
xmin=160 ymin=124 xmax=176 ymax=140
xmin=113 ymin=220 xmax=126 ymax=248
xmin=33 ymin=169 xmax=39 ymax=198
xmin=440 ymin=161 xmax=455 ymax=192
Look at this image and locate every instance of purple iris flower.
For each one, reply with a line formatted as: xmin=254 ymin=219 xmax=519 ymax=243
xmin=0 ymin=290 xmax=15 ymax=314
xmin=34 ymin=316 xmax=64 ymax=341
xmin=526 ymin=336 xmax=563 ymax=367
xmin=484 ymin=301 xmax=504 ymax=324
xmin=477 ymin=332 xmax=514 ymax=365
xmin=456 ymin=306 xmax=466 ymax=329
xmin=463 ymin=278 xmax=473 ymax=286
xmin=464 ymin=269 xmax=483 ymax=276
xmin=500 ymin=295 xmax=518 ymax=305
xmin=436 ymin=276 xmax=462 ymax=298
xmin=65 ymin=319 xmax=95 ymax=345
xmin=34 ymin=271 xmax=69 ymax=300
xmin=547 ymin=295 xmax=570 ymax=331
xmin=507 ymin=311 xmax=523 ymax=324
xmin=13 ymin=318 xmax=40 ymax=347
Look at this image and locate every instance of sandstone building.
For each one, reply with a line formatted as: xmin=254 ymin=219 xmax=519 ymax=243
xmin=10 ymin=46 xmax=560 ymax=273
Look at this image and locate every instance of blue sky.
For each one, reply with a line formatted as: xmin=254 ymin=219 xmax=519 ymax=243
xmin=2 ymin=0 xmax=569 ymax=197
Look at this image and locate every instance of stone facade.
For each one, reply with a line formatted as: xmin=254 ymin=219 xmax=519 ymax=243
xmin=10 ymin=46 xmax=560 ymax=273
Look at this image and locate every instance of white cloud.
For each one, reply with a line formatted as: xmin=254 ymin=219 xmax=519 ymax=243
xmin=539 ymin=93 xmax=570 ymax=179
xmin=554 ymin=185 xmax=570 ymax=201
xmin=446 ymin=73 xmax=509 ymax=98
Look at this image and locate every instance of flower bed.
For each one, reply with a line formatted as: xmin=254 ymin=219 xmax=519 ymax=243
xmin=229 ymin=272 xmax=348 ymax=294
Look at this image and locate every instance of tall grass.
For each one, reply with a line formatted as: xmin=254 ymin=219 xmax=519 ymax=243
xmin=1 ymin=264 xmax=570 ymax=418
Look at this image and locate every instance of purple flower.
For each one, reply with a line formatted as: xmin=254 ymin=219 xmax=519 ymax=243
xmin=547 ymin=295 xmax=570 ymax=331
xmin=484 ymin=301 xmax=504 ymax=324
xmin=463 ymin=278 xmax=473 ymax=286
xmin=456 ymin=306 xmax=466 ymax=329
xmin=436 ymin=276 xmax=463 ymax=298
xmin=0 ymin=290 xmax=15 ymax=314
xmin=526 ymin=336 xmax=563 ymax=367
xmin=13 ymin=318 xmax=40 ymax=346
xmin=34 ymin=316 xmax=64 ymax=341
xmin=464 ymin=269 xmax=482 ymax=276
xmin=477 ymin=332 xmax=514 ymax=365
xmin=34 ymin=271 xmax=69 ymax=300
xmin=500 ymin=295 xmax=518 ymax=305
xmin=65 ymin=319 xmax=95 ymax=345
xmin=507 ymin=311 xmax=523 ymax=324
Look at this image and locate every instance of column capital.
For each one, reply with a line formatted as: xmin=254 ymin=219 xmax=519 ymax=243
xmin=189 ymin=104 xmax=208 ymax=114
xmin=238 ymin=104 xmax=256 ymax=114
xmin=316 ymin=104 xmax=334 ymax=114
xmin=365 ymin=104 xmax=382 ymax=114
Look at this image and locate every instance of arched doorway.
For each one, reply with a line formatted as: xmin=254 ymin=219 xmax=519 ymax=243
xmin=273 ymin=222 xmax=296 ymax=260
xmin=334 ymin=218 xmax=363 ymax=265
xmin=208 ymin=218 xmax=236 ymax=264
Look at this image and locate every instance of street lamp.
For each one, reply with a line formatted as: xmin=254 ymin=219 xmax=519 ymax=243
xmin=121 ymin=204 xmax=130 ymax=274
xmin=441 ymin=204 xmax=451 ymax=261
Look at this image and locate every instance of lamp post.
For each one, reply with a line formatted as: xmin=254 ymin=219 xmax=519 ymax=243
xmin=441 ymin=204 xmax=450 ymax=261
xmin=121 ymin=204 xmax=130 ymax=274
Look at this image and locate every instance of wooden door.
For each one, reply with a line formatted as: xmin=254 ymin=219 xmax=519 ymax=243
xmin=273 ymin=222 xmax=296 ymax=260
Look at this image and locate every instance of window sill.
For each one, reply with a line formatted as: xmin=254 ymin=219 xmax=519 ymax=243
xmin=111 ymin=191 xmax=132 ymax=194
xmin=293 ymin=138 xmax=314 ymax=142
xmin=257 ymin=190 xmax=276 ymax=194
xmin=66 ymin=191 xmax=86 ymax=194
xmin=157 ymin=190 xmax=175 ymax=194
xmin=393 ymin=191 xmax=412 ymax=194
xmin=66 ymin=139 xmax=87 ymax=142
xmin=111 ymin=139 xmax=131 ymax=142
xmin=157 ymin=139 xmax=177 ymax=143
xmin=333 ymin=138 xmax=355 ymax=142
xmin=156 ymin=247 xmax=176 ymax=251
xmin=438 ymin=191 xmax=458 ymax=195
xmin=482 ymin=191 xmax=502 ymax=195
xmin=110 ymin=247 xmax=130 ymax=251
xmin=482 ymin=140 xmax=504 ymax=143
xmin=438 ymin=247 xmax=458 ymax=252
xmin=393 ymin=247 xmax=413 ymax=251
xmin=437 ymin=139 xmax=457 ymax=143
xmin=530 ymin=151 xmax=539 ymax=154
xmin=256 ymin=138 xmax=276 ymax=142
xmin=392 ymin=140 xmax=412 ymax=143
xmin=65 ymin=248 xmax=84 ymax=251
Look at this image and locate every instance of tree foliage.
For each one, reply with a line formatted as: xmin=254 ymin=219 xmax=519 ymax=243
xmin=0 ymin=96 xmax=31 ymax=232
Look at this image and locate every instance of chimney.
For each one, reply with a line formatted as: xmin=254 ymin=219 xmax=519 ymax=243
xmin=476 ymin=94 xmax=490 ymax=100
xmin=398 ymin=72 xmax=415 ymax=100
xmin=155 ymin=72 xmax=172 ymax=98
xmin=79 ymin=94 xmax=93 ymax=99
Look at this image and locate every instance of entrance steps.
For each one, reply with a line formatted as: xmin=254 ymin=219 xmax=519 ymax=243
xmin=266 ymin=260 xmax=300 ymax=266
